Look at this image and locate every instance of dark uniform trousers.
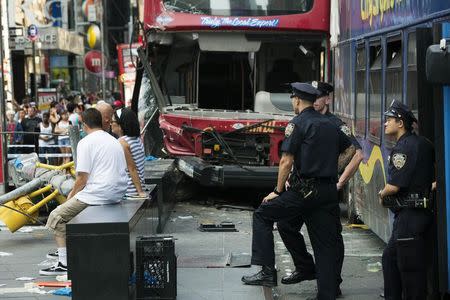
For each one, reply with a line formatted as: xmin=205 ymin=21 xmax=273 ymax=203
xmin=277 ymin=205 xmax=344 ymax=287
xmin=382 ymin=208 xmax=432 ymax=300
xmin=251 ymin=183 xmax=339 ymax=300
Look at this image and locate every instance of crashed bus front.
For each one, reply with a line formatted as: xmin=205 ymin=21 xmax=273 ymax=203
xmin=134 ymin=0 xmax=330 ymax=187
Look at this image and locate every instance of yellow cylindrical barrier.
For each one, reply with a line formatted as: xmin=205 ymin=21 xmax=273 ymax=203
xmin=36 ymin=161 xmax=74 ymax=171
xmin=0 ymin=189 xmax=59 ymax=233
xmin=27 ymin=190 xmax=59 ymax=215
xmin=28 ymin=185 xmax=52 ymax=198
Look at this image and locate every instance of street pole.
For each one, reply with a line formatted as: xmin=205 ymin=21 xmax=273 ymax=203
xmin=32 ymin=40 xmax=38 ymax=104
xmin=100 ymin=0 xmax=106 ymax=101
xmin=0 ymin=0 xmax=8 ymax=193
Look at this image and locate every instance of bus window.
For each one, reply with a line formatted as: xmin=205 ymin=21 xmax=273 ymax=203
xmin=163 ymin=0 xmax=314 ymax=16
xmin=407 ymin=32 xmax=418 ymax=115
xmin=355 ymin=45 xmax=366 ymax=136
xmin=385 ymin=38 xmax=402 ymax=146
xmin=385 ymin=39 xmax=402 ymax=109
xmin=368 ymin=43 xmax=382 ymax=142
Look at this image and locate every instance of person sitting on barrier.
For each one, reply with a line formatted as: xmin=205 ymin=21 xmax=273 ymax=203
xmin=111 ymin=107 xmax=146 ymax=197
xmin=40 ymin=108 xmax=128 ymax=276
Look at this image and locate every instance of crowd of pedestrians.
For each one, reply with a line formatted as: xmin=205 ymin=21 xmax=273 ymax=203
xmin=5 ymin=94 xmax=125 ymax=164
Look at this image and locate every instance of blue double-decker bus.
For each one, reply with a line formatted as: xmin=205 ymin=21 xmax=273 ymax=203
xmin=332 ymin=0 xmax=450 ymax=295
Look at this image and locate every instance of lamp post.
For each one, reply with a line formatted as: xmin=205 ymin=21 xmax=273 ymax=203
xmin=0 ymin=0 xmax=7 ymax=193
xmin=31 ymin=40 xmax=37 ymax=103
xmin=27 ymin=25 xmax=38 ymax=104
xmin=100 ymin=0 xmax=106 ymax=101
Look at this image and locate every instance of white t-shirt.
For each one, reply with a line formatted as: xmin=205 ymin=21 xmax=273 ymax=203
xmin=69 ymin=113 xmax=79 ymax=127
xmin=75 ymin=130 xmax=128 ymax=205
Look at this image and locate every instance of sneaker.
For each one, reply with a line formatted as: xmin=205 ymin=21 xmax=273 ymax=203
xmin=46 ymin=250 xmax=58 ymax=259
xmin=39 ymin=262 xmax=67 ymax=276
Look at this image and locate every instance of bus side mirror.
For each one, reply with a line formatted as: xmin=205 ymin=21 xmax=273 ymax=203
xmin=426 ymin=39 xmax=450 ymax=84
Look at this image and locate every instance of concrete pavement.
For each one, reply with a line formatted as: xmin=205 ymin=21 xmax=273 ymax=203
xmin=0 ymin=199 xmax=385 ymax=299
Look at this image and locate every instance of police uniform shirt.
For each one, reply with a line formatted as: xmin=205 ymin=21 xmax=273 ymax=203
xmin=281 ymin=107 xmax=352 ymax=179
xmin=387 ymin=132 xmax=435 ymax=194
xmin=325 ymin=111 xmax=362 ymax=150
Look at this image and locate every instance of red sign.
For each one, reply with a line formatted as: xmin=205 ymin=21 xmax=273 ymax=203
xmin=84 ymin=50 xmax=106 ymax=74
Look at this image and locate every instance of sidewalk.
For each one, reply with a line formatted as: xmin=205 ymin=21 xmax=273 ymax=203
xmin=0 ymin=199 xmax=385 ymax=299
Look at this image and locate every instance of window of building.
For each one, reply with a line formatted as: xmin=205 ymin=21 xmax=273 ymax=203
xmin=368 ymin=42 xmax=382 ymax=142
xmin=355 ymin=44 xmax=366 ymax=136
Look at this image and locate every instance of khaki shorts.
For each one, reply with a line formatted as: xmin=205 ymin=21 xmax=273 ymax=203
xmin=45 ymin=197 xmax=89 ymax=238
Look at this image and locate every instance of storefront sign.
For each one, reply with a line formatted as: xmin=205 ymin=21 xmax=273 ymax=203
xmin=9 ymin=27 xmax=84 ymax=56
xmin=84 ymin=50 xmax=106 ymax=74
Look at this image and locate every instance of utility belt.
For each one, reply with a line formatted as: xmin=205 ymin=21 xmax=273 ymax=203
xmin=382 ymin=193 xmax=431 ymax=209
xmin=288 ymin=172 xmax=334 ymax=200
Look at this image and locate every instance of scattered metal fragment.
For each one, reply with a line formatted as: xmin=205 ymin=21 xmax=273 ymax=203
xmin=198 ymin=221 xmax=238 ymax=232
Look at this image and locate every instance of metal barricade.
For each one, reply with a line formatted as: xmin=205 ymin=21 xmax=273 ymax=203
xmin=5 ymin=131 xmax=73 ymax=163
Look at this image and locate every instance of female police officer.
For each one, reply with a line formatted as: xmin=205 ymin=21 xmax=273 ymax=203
xmin=241 ymin=82 xmax=352 ymax=300
xmin=379 ymin=100 xmax=435 ymax=300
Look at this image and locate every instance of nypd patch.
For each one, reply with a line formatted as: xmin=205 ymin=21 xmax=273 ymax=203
xmin=285 ymin=123 xmax=295 ymax=137
xmin=392 ymin=153 xmax=407 ymax=170
xmin=340 ymin=125 xmax=351 ymax=137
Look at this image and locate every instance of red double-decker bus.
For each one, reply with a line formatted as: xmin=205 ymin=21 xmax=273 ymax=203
xmin=133 ymin=0 xmax=330 ymax=187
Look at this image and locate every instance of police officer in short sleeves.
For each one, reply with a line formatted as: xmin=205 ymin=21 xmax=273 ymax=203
xmin=242 ymin=82 xmax=352 ymax=300
xmin=277 ymin=82 xmax=362 ymax=297
xmin=379 ymin=100 xmax=435 ymax=300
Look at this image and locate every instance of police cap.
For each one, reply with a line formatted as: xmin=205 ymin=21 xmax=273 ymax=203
xmin=384 ymin=99 xmax=417 ymax=124
xmin=312 ymin=81 xmax=334 ymax=97
xmin=290 ymin=82 xmax=321 ymax=102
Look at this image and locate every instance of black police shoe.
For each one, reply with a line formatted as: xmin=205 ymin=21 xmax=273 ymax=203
xmin=241 ymin=266 xmax=277 ymax=287
xmin=281 ymin=270 xmax=316 ymax=284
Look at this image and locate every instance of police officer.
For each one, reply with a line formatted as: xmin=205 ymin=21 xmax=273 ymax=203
xmin=241 ymin=82 xmax=352 ymax=300
xmin=379 ymin=100 xmax=434 ymax=300
xmin=277 ymin=82 xmax=363 ymax=296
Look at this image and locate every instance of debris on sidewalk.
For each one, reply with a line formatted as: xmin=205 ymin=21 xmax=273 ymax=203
xmin=198 ymin=221 xmax=238 ymax=232
xmin=227 ymin=252 xmax=251 ymax=267
xmin=346 ymin=224 xmax=370 ymax=230
xmin=0 ymin=283 xmax=46 ymax=295
xmin=38 ymin=259 xmax=56 ymax=267
xmin=36 ymin=281 xmax=72 ymax=288
xmin=15 ymin=276 xmax=35 ymax=281
xmin=0 ymin=252 xmax=13 ymax=257
xmin=177 ymin=252 xmax=251 ymax=268
xmin=367 ymin=262 xmax=382 ymax=272
xmin=216 ymin=204 xmax=254 ymax=211
xmin=18 ymin=227 xmax=34 ymax=233
xmin=178 ymin=215 xmax=194 ymax=220
xmin=50 ymin=287 xmax=72 ymax=296
xmin=56 ymin=274 xmax=69 ymax=282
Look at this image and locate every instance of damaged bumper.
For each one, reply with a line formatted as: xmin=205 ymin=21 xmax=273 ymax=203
xmin=177 ymin=157 xmax=278 ymax=187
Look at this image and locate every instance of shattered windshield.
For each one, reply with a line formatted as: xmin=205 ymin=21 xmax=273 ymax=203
xmin=163 ymin=0 xmax=313 ymax=16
